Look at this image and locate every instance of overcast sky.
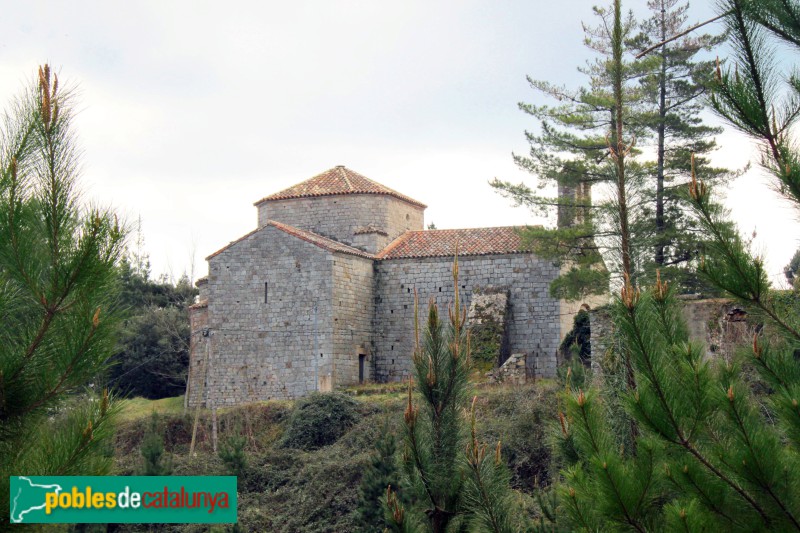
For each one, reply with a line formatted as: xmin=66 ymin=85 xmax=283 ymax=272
xmin=1 ymin=1 xmax=797 ymax=286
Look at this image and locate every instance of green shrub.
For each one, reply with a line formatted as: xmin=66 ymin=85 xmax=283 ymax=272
xmin=280 ymin=392 xmax=359 ymax=450
xmin=356 ymin=420 xmax=400 ymax=532
xmin=219 ymin=434 xmax=248 ymax=477
xmin=477 ymin=384 xmax=559 ymax=492
xmin=140 ymin=413 xmax=172 ymax=476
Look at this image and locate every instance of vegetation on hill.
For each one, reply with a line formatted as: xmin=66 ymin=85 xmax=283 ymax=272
xmin=106 ymin=383 xmax=558 ymax=533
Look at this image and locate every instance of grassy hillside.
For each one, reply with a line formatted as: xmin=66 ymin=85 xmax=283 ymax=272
xmin=106 ymin=381 xmax=558 ymax=532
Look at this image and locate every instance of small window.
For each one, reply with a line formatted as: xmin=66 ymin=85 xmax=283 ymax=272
xmin=264 ymin=282 xmax=268 ymax=303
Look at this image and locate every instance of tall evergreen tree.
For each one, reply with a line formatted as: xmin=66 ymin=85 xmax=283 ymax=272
xmin=633 ymin=0 xmax=733 ymax=291
xmin=493 ymin=1 xmax=731 ymax=299
xmin=559 ymin=0 xmax=800 ymax=529
xmin=492 ymin=2 xmax=655 ymax=301
xmin=0 ymin=66 xmax=126 ymax=525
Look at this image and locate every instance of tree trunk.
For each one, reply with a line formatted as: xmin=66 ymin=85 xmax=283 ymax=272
xmin=611 ymin=0 xmax=638 ymax=448
xmin=611 ymin=0 xmax=633 ymax=286
xmin=656 ymin=0 xmax=668 ymax=266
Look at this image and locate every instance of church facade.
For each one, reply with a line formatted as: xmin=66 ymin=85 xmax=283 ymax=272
xmin=187 ymin=166 xmax=585 ymax=407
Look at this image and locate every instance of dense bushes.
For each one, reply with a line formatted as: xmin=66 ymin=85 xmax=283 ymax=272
xmin=280 ymin=392 xmax=360 ymax=450
xmin=108 ymin=261 xmax=197 ymax=399
xmin=476 ymin=383 xmax=560 ymax=492
xmin=112 ymin=385 xmax=557 ymax=532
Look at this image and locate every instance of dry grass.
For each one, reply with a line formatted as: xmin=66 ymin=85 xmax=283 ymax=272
xmin=116 ymin=395 xmax=185 ymax=423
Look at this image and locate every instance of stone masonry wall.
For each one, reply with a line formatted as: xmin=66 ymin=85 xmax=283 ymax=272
xmin=589 ymin=298 xmax=756 ymax=372
xmin=332 ymin=253 xmax=375 ymax=386
xmin=256 ymin=194 xmax=424 ymax=253
xmin=373 ymin=254 xmax=561 ymax=381
xmin=186 ymin=304 xmax=209 ymax=407
xmin=198 ymin=226 xmax=335 ymax=407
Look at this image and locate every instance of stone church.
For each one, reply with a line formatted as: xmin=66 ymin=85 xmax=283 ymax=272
xmin=187 ymin=166 xmax=589 ymax=407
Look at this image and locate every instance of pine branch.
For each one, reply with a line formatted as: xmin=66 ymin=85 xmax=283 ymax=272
xmin=636 ymin=13 xmax=729 ymax=58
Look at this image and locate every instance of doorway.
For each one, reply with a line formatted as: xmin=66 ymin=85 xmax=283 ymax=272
xmin=358 ymin=354 xmax=366 ymax=383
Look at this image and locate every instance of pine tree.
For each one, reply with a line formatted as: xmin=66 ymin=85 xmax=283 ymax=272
xmin=0 ymin=66 xmax=126 ymax=525
xmin=559 ymin=0 xmax=800 ymax=529
xmin=491 ymin=1 xmax=653 ymax=301
xmin=633 ymin=0 xmax=734 ymax=291
xmin=385 ymin=256 xmax=520 ymax=533
xmin=493 ymin=1 xmax=731 ymax=299
xmin=140 ymin=412 xmax=172 ymax=476
xmin=218 ymin=433 xmax=247 ymax=477
xmin=356 ymin=421 xmax=400 ymax=532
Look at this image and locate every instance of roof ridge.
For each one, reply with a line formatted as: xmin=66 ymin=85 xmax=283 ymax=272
xmin=338 ymin=165 xmax=354 ymax=191
xmin=206 ymin=221 xmax=376 ymax=261
xmin=267 ymin=220 xmax=374 ymax=259
xmin=375 ymin=231 xmax=411 ymax=259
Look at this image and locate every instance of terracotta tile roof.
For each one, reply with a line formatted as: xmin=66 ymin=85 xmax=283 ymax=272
xmin=268 ymin=221 xmax=375 ymax=259
xmin=189 ymin=300 xmax=208 ymax=310
xmin=376 ymin=227 xmax=530 ymax=260
xmin=195 ymin=276 xmax=208 ymax=286
xmin=206 ymin=221 xmax=375 ymax=260
xmin=254 ymin=166 xmax=427 ymax=208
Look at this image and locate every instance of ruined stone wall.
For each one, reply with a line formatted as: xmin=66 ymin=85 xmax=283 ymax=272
xmin=588 ymin=306 xmax=615 ymax=374
xmin=331 ymin=253 xmax=375 ymax=386
xmin=194 ymin=226 xmax=335 ymax=407
xmin=589 ymin=298 xmax=755 ymax=370
xmin=373 ymin=254 xmax=561 ymax=381
xmin=256 ymin=195 xmax=424 ymax=253
xmin=186 ymin=304 xmax=209 ymax=407
xmin=680 ymin=297 xmax=755 ymax=358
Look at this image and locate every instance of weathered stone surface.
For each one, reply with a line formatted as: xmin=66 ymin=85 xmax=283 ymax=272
xmin=589 ymin=297 xmax=757 ymax=373
xmin=373 ymin=254 xmax=561 ymax=382
xmin=487 ymin=353 xmax=528 ymax=385
xmin=467 ymin=290 xmax=510 ymax=369
xmin=257 ymin=194 xmax=424 ymax=254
